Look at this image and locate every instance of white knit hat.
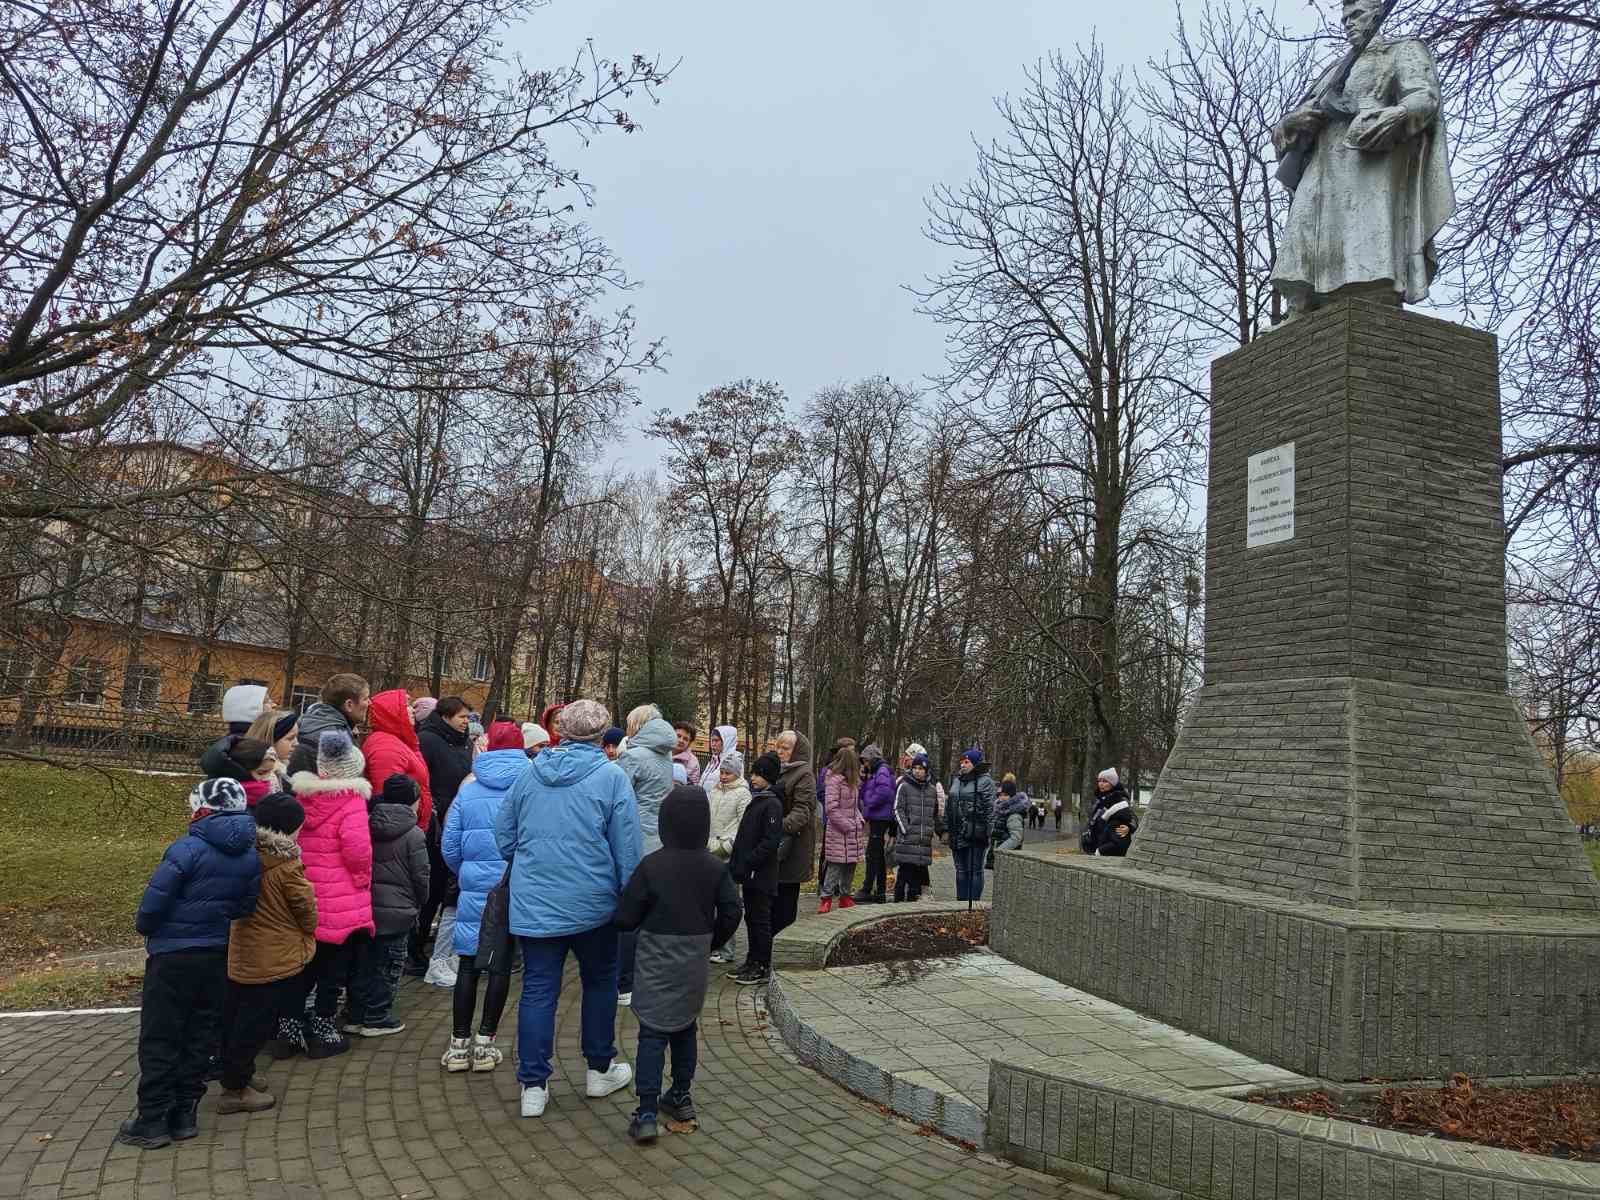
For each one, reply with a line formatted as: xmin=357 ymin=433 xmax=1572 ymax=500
xmin=522 ymin=721 xmax=552 ymax=751
xmin=1098 ymin=767 xmax=1120 ymax=786
xmin=221 ymin=684 xmax=269 ymax=727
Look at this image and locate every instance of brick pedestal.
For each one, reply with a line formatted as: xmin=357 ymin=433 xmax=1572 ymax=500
xmin=993 ymin=301 xmax=1600 ymax=1080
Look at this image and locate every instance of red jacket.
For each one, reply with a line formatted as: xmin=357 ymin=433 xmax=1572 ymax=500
xmin=363 ymin=689 xmax=433 ymax=832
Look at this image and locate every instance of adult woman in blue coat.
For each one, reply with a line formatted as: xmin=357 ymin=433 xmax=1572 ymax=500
xmin=493 ymin=700 xmax=641 ymax=1119
xmin=439 ymin=722 xmax=527 ymax=1073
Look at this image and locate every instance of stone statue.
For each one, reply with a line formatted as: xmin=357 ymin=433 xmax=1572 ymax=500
xmin=1270 ymin=0 xmax=1456 ymax=313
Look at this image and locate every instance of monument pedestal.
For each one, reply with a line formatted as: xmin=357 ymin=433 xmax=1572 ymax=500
xmin=993 ymin=301 xmax=1600 ymax=1080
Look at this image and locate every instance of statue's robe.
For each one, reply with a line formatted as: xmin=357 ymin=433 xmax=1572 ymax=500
xmin=1273 ymin=38 xmax=1456 ymax=306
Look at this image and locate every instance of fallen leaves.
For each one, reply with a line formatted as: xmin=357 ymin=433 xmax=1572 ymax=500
xmin=664 ymin=1118 xmax=697 ymax=1134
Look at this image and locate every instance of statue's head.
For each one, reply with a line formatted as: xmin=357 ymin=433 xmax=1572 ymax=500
xmin=1341 ymin=0 xmax=1381 ymax=45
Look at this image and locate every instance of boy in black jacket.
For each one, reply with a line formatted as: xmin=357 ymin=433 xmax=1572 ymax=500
xmin=615 ymin=784 xmax=742 ymax=1145
xmin=348 ymin=775 xmax=429 ymax=1037
xmin=728 ymin=753 xmax=784 ymax=986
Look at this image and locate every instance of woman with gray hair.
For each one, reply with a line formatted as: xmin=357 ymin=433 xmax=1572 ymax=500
xmin=493 ymin=699 xmax=641 ymax=1119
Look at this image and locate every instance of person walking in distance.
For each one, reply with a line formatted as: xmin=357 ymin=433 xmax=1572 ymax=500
xmin=854 ymin=744 xmax=896 ymax=903
xmin=440 ymin=721 xmax=527 ymax=1073
xmin=773 ymin=731 xmax=817 ymax=936
xmin=613 ymin=785 xmax=741 ymax=1144
xmin=818 ymin=744 xmax=865 ymax=913
xmin=494 ymin=700 xmax=641 ymax=1119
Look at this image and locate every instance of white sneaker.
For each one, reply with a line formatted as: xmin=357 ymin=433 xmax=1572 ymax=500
xmin=520 ymin=1085 xmax=548 ymax=1118
xmin=585 ymin=1062 xmax=632 ymax=1099
xmin=471 ymin=1034 xmax=502 ymax=1072
xmin=617 ymin=991 xmax=632 ymax=1008
xmin=441 ymin=1036 xmax=471 ymax=1072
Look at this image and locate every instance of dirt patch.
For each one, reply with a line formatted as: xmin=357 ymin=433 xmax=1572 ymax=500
xmin=1251 ymin=1074 xmax=1600 ymax=1161
xmin=825 ymin=910 xmax=989 ymax=970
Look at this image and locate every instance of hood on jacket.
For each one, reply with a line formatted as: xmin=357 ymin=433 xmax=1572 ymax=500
xmin=191 ymin=810 xmax=258 ymax=856
xmin=529 ymin=740 xmax=613 ymax=789
xmin=660 ymin=784 xmax=711 ymax=850
xmin=297 ymin=701 xmax=351 ymax=745
xmin=784 ymin=733 xmax=812 ymax=771
xmin=257 ymin=827 xmax=302 ymax=859
xmin=367 ymin=689 xmax=419 ymax=747
xmin=471 ymin=748 xmax=530 ymax=791
xmin=222 ymin=684 xmax=270 ymax=731
xmin=418 ymin=711 xmax=468 ymax=748
xmin=290 ymin=771 xmax=373 ymax=802
xmin=540 ymin=703 xmax=565 ymax=747
xmin=630 ymin=717 xmax=676 ymax=757
xmin=200 ymin=734 xmax=251 ymax=782
xmin=708 ymin=724 xmax=738 ymax=776
xmin=998 ymin=794 xmax=1032 ymax=817
xmin=370 ymin=801 xmax=418 ymax=842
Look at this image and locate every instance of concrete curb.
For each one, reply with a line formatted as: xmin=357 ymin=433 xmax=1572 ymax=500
xmin=767 ymin=971 xmax=987 ymax=1146
xmin=771 ymin=899 xmax=990 ymax=971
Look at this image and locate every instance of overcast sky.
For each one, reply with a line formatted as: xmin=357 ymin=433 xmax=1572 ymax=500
xmin=515 ymin=0 xmax=1275 ymax=476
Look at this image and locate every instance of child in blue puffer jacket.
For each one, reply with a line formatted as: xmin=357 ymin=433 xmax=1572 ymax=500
xmin=118 ymin=778 xmax=261 ymax=1151
xmin=439 ymin=722 xmax=526 ymax=1073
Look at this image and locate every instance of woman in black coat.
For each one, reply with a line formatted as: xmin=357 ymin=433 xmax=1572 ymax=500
xmin=411 ymin=697 xmax=474 ymax=971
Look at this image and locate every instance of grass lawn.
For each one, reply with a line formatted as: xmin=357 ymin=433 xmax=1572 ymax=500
xmin=0 ymin=762 xmax=193 ymax=970
xmin=1587 ymin=842 xmax=1600 ymax=881
xmin=0 ymin=962 xmax=145 ymax=1011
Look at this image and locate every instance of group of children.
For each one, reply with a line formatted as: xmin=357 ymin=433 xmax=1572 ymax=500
xmin=119 ymin=729 xmax=429 ymax=1149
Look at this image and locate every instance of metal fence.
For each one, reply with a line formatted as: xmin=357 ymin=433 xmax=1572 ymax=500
xmin=0 ymin=702 xmax=221 ymax=773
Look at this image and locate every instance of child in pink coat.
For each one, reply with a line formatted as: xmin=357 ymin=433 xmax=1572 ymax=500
xmin=290 ymin=730 xmax=374 ymax=1058
xmin=818 ymin=745 xmax=865 ymax=913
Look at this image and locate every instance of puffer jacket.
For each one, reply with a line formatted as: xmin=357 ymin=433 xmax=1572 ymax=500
xmin=992 ymin=794 xmax=1030 ymax=851
xmin=946 ymin=766 xmax=998 ymax=849
xmin=893 ymin=774 xmax=941 ymax=867
xmin=369 ymin=801 xmax=429 ymax=936
xmin=228 ymin=827 xmax=317 ymax=984
xmin=136 ymin=810 xmax=261 ymax=955
xmin=285 ymin=701 xmax=352 ymax=778
xmin=1082 ymin=784 xmax=1137 ymax=857
xmin=363 ymin=689 xmax=433 ymax=834
xmin=860 ymin=759 xmax=897 ymax=822
xmin=442 ymin=748 xmax=525 ymax=956
xmin=291 ymin=771 xmax=375 ymax=943
xmin=729 ymin=781 xmax=784 ymax=894
xmin=619 ymin=717 xmax=676 ymax=855
xmin=199 ymin=734 xmax=251 ymax=783
xmin=822 ymin=769 xmax=865 ymax=863
xmin=707 ymin=776 xmax=752 ymax=858
xmin=777 ymin=734 xmax=818 ymax=884
xmin=416 ymin=712 xmax=472 ymax=820
xmin=494 ymin=740 xmax=641 ymax=938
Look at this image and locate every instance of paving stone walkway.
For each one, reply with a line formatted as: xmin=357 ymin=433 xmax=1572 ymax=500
xmin=0 ymin=961 xmax=1102 ymax=1199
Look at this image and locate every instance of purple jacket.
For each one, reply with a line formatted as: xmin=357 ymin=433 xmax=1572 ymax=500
xmin=860 ymin=761 xmax=897 ymax=822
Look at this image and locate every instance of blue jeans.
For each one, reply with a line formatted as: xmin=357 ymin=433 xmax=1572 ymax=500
xmin=514 ymin=925 xmax=619 ymax=1087
xmin=634 ymin=1021 xmax=697 ymax=1117
xmin=953 ymin=844 xmax=987 ymax=901
xmin=349 ymin=931 xmax=408 ymax=1024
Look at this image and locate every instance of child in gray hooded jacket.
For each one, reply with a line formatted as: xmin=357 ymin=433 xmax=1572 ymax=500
xmin=614 ymin=784 xmax=742 ymax=1144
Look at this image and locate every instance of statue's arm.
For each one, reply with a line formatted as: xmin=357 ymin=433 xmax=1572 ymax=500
xmin=1346 ymin=42 xmax=1441 ymax=152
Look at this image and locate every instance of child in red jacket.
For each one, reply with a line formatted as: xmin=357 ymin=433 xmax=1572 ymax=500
xmin=363 ymin=689 xmax=433 ymax=834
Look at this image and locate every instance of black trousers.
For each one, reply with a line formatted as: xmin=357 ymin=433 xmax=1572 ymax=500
xmin=220 ymin=972 xmax=309 ymax=1091
xmin=452 ymin=953 xmax=512 ymax=1039
xmin=894 ymin=863 xmax=930 ymax=900
xmin=137 ymin=949 xmax=226 ymax=1117
xmin=741 ymin=884 xmax=775 ymax=969
xmin=310 ymin=936 xmax=365 ymax=1017
xmin=860 ymin=819 xmax=895 ymax=898
xmin=411 ymin=823 xmax=453 ymax=964
xmin=773 ymin=883 xmax=801 ymax=937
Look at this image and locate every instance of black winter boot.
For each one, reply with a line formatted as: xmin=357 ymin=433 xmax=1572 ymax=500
xmin=168 ymin=1099 xmax=200 ymax=1141
xmin=116 ymin=1114 xmax=173 ymax=1150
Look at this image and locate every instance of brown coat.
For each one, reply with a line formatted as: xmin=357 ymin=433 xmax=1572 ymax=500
xmin=778 ymin=733 xmax=818 ymax=885
xmin=228 ymin=828 xmax=318 ymax=984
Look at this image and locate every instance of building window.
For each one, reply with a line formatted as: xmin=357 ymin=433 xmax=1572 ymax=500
xmin=434 ymin=643 xmax=455 ymax=679
xmin=0 ymin=650 xmax=31 ymax=698
xmin=125 ymin=664 xmax=162 ymax=710
xmin=187 ymin=674 xmax=223 ymax=714
xmin=65 ymin=658 xmax=107 ymax=705
xmin=472 ymin=649 xmax=491 ymax=682
xmin=289 ymin=685 xmax=320 ymax=714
